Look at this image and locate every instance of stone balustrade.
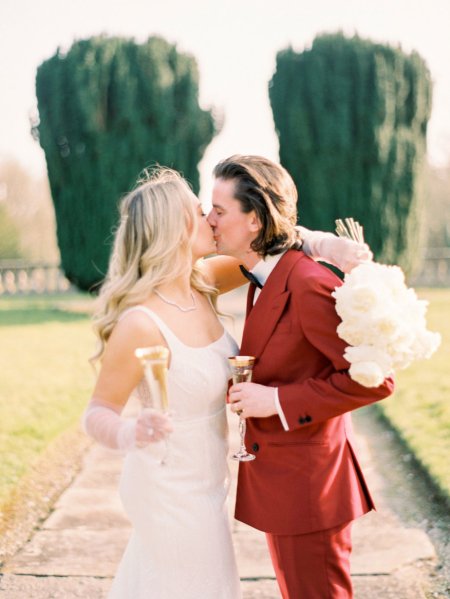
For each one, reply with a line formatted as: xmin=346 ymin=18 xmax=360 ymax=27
xmin=0 ymin=261 xmax=72 ymax=295
xmin=410 ymin=248 xmax=450 ymax=287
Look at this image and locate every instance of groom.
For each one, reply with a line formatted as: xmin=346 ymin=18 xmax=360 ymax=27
xmin=207 ymin=155 xmax=394 ymax=599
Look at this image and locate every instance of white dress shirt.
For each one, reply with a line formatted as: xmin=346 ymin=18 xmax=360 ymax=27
xmin=249 ymin=253 xmax=290 ymax=431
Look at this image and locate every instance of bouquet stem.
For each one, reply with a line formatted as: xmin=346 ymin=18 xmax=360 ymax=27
xmin=335 ymin=218 xmax=365 ymax=243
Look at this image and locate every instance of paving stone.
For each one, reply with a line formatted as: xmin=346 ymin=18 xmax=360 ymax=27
xmin=3 ymin=530 xmax=128 ymax=577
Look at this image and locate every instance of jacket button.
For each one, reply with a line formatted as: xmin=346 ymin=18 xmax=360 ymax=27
xmin=252 ymin=443 xmax=259 ymax=452
xmin=298 ymin=417 xmax=306 ymax=424
xmin=305 ymin=415 xmax=312 ymax=423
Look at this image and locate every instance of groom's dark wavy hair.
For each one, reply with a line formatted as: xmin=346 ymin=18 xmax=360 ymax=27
xmin=213 ymin=155 xmax=302 ymax=257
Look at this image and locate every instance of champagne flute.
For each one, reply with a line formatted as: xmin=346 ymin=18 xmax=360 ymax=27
xmin=135 ymin=345 xmax=170 ymax=464
xmin=228 ymin=356 xmax=256 ymax=462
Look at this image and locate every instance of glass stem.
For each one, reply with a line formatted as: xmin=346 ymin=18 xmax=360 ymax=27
xmin=239 ymin=418 xmax=247 ymax=452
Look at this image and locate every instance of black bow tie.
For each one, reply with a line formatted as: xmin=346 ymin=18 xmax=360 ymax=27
xmin=239 ymin=265 xmax=263 ymax=289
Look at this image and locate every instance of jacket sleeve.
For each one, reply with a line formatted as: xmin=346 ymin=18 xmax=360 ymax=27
xmin=277 ymin=268 xmax=394 ymax=430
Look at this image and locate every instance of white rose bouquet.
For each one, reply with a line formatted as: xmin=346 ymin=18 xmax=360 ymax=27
xmin=332 ymin=219 xmax=441 ymax=388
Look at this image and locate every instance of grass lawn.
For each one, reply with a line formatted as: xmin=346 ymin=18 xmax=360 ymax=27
xmin=376 ymin=288 xmax=450 ymax=502
xmin=0 ymin=294 xmax=95 ymax=510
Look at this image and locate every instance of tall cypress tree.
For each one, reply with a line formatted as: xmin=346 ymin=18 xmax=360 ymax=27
xmin=269 ymin=33 xmax=432 ymax=272
xmin=35 ymin=36 xmax=217 ymax=290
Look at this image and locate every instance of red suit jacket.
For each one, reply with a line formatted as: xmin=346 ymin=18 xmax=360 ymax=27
xmin=235 ymin=249 xmax=394 ymax=535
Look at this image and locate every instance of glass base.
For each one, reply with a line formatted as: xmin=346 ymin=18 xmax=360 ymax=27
xmin=231 ymin=451 xmax=256 ymax=462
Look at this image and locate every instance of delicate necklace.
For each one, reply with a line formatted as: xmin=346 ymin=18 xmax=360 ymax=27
xmin=154 ymin=289 xmax=197 ymax=312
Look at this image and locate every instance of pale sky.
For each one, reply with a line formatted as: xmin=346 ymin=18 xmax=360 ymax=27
xmin=1 ymin=0 xmax=449 ymax=203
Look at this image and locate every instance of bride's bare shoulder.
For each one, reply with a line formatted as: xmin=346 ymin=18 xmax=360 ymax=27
xmin=110 ymin=307 xmax=162 ymax=347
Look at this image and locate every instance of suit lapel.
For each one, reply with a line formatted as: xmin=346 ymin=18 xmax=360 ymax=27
xmin=245 ymin=284 xmax=256 ymax=318
xmin=240 ymin=250 xmax=304 ymax=358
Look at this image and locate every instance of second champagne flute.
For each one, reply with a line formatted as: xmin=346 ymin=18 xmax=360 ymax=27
xmin=228 ymin=356 xmax=256 ymax=462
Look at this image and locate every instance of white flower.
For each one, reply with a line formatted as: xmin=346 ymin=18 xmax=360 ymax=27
xmin=411 ymin=330 xmax=442 ymax=360
xmin=348 ymin=361 xmax=386 ymax=388
xmin=351 ymin=285 xmax=380 ymax=311
xmin=337 ymin=321 xmax=366 ymax=347
xmin=374 ymin=314 xmax=403 ymax=338
xmin=343 ymin=344 xmax=392 ymax=372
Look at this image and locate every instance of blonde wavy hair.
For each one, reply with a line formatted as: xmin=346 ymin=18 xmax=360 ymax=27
xmin=91 ymin=167 xmax=218 ymax=364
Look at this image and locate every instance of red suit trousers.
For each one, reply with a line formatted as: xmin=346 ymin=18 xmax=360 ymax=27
xmin=266 ymin=521 xmax=353 ymax=599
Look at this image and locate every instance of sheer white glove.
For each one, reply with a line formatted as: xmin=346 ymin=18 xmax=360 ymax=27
xmin=299 ymin=226 xmax=373 ymax=273
xmin=82 ymin=400 xmax=173 ymax=451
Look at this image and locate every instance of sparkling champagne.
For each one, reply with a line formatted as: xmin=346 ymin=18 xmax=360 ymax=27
xmin=228 ymin=356 xmax=255 ymax=383
xmin=135 ymin=346 xmax=169 ymax=412
xmin=231 ymin=370 xmax=252 ymax=384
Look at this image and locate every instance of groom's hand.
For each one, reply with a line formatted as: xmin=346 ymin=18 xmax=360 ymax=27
xmin=229 ymin=382 xmax=277 ymax=418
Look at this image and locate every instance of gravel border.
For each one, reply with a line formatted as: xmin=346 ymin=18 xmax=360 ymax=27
xmin=0 ymin=427 xmax=92 ymax=566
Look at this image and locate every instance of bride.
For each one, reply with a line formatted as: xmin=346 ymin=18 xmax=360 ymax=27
xmin=82 ymin=167 xmax=370 ymax=598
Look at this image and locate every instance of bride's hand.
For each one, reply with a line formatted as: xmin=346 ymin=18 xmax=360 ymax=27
xmin=299 ymin=227 xmax=373 ymax=273
xmin=136 ymin=409 xmax=173 ymax=446
xmin=323 ymin=237 xmax=373 ymax=273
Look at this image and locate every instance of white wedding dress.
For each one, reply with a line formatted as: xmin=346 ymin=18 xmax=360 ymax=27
xmin=108 ymin=306 xmax=241 ymax=599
